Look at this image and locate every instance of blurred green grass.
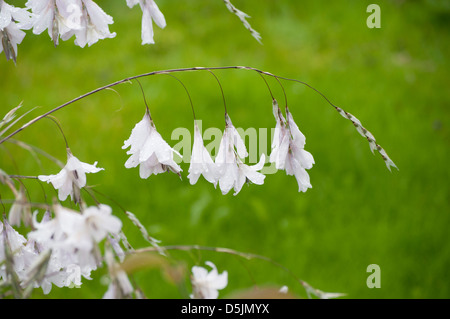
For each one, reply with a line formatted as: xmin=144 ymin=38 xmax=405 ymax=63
xmin=1 ymin=0 xmax=449 ymax=298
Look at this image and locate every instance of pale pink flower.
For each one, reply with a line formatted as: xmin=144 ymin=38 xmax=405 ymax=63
xmin=0 ymin=1 xmax=33 ymax=62
xmin=215 ymin=114 xmax=265 ymax=195
xmin=122 ymin=110 xmax=182 ymax=178
xmin=67 ymin=0 xmax=116 ymax=48
xmin=26 ymin=0 xmax=81 ymax=46
xmin=126 ymin=0 xmax=166 ymax=44
xmin=188 ymin=120 xmax=219 ymax=185
xmin=270 ymin=100 xmax=315 ymax=192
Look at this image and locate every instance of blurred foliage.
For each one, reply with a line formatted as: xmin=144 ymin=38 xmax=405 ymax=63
xmin=0 ymin=0 xmax=449 ymax=298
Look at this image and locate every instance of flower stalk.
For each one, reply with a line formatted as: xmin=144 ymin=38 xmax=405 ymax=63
xmin=0 ymin=66 xmax=397 ymax=171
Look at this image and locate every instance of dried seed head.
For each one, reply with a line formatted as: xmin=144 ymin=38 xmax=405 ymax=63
xmin=336 ymin=107 xmax=398 ymax=171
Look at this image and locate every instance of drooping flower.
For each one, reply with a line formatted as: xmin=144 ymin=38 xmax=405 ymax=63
xmin=8 ymin=186 xmax=31 ymax=227
xmin=188 ymin=120 xmax=219 ymax=186
xmin=26 ymin=0 xmax=82 ymax=46
xmin=0 ymin=1 xmax=33 ymax=62
xmin=0 ymin=219 xmax=27 ymax=266
xmin=66 ymin=0 xmax=116 ymax=48
xmin=103 ymin=244 xmax=133 ymax=299
xmin=215 ymin=114 xmax=265 ymax=195
xmin=0 ymin=220 xmax=41 ymax=287
xmin=270 ymin=99 xmax=290 ymax=169
xmin=190 ymin=261 xmax=228 ymax=299
xmin=38 ymin=148 xmax=104 ymax=203
xmin=269 ymin=99 xmax=315 ymax=192
xmin=28 ymin=204 xmax=122 ymax=291
xmin=126 ymin=0 xmax=166 ymax=45
xmin=122 ymin=109 xmax=182 ymax=179
xmin=26 ymin=0 xmax=115 ymax=47
xmin=81 ymin=204 xmax=123 ymax=244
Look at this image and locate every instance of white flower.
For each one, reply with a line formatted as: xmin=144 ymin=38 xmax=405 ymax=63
xmin=215 ymin=114 xmax=265 ymax=195
xmin=122 ymin=110 xmax=182 ymax=179
xmin=28 ymin=204 xmax=122 ymax=291
xmin=270 ymin=99 xmax=289 ymax=169
xmin=218 ymin=155 xmax=266 ymax=196
xmin=270 ymin=100 xmax=315 ymax=192
xmin=188 ymin=120 xmax=219 ymax=186
xmin=102 ymin=270 xmax=133 ymax=299
xmin=0 ymin=220 xmax=27 ymax=264
xmin=126 ymin=0 xmax=166 ymax=45
xmin=81 ymin=204 xmax=123 ymax=243
xmin=29 ymin=204 xmax=121 ymax=253
xmin=103 ymin=246 xmax=133 ymax=299
xmin=26 ymin=0 xmax=82 ymax=46
xmin=28 ymin=205 xmax=83 ymax=249
xmin=0 ymin=1 xmax=33 ymax=62
xmin=0 ymin=220 xmax=37 ymax=283
xmin=190 ymin=261 xmax=228 ymax=299
xmin=67 ymin=0 xmax=116 ymax=48
xmin=38 ymin=148 xmax=104 ymax=203
xmin=279 ymin=285 xmax=289 ymax=294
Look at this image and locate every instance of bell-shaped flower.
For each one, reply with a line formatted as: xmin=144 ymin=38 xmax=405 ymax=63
xmin=0 ymin=219 xmax=42 ymax=285
xmin=65 ymin=0 xmax=116 ymax=48
xmin=0 ymin=1 xmax=33 ymax=62
xmin=103 ymin=245 xmax=133 ymax=299
xmin=126 ymin=0 xmax=166 ymax=44
xmin=190 ymin=261 xmax=228 ymax=299
xmin=26 ymin=0 xmax=83 ymax=46
xmin=28 ymin=205 xmax=83 ymax=249
xmin=38 ymin=148 xmax=104 ymax=203
xmin=28 ymin=204 xmax=122 ymax=288
xmin=0 ymin=219 xmax=28 ymax=264
xmin=215 ymin=114 xmax=265 ymax=195
xmin=188 ymin=120 xmax=219 ymax=186
xmin=269 ymin=100 xmax=315 ymax=192
xmin=122 ymin=109 xmax=182 ymax=179
xmin=270 ymin=99 xmax=289 ymax=169
xmin=81 ymin=204 xmax=123 ymax=244
xmin=28 ymin=208 xmax=90 ymax=283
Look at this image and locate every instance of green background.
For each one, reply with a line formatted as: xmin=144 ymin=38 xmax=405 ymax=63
xmin=1 ymin=0 xmax=449 ymax=298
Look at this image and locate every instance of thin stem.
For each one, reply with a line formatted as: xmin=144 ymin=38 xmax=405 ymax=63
xmin=134 ymin=244 xmax=308 ymax=290
xmin=134 ymin=79 xmax=151 ymax=117
xmin=163 ymin=73 xmax=196 ymax=120
xmin=0 ymin=193 xmax=6 ymax=215
xmin=275 ymin=76 xmax=288 ymax=108
xmin=206 ymin=70 xmax=227 ymax=115
xmin=81 ymin=187 xmax=100 ymax=206
xmin=256 ymin=72 xmax=274 ymax=100
xmin=8 ymin=175 xmax=38 ymax=179
xmin=45 ymin=115 xmax=69 ymax=149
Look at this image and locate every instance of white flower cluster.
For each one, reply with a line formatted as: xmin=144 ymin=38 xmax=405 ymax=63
xmin=0 ymin=0 xmax=33 ymax=63
xmin=122 ymin=99 xmax=315 ymax=195
xmin=0 ymin=141 xmax=127 ymax=295
xmin=0 ymin=204 xmax=122 ymax=295
xmin=0 ymin=0 xmax=165 ymax=62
